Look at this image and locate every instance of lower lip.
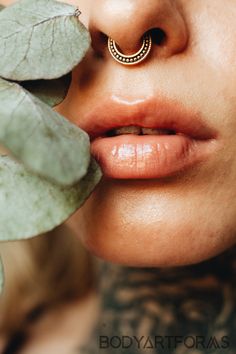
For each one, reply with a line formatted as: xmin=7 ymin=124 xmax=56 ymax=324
xmin=91 ymin=135 xmax=216 ymax=179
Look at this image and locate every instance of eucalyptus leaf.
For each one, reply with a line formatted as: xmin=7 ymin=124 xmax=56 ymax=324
xmin=0 ymin=0 xmax=91 ymax=81
xmin=0 ymin=155 xmax=102 ymax=241
xmin=0 ymin=257 xmax=3 ymax=294
xmin=0 ymin=4 xmax=5 ymax=11
xmin=21 ymin=73 xmax=72 ymax=107
xmin=0 ymin=78 xmax=90 ymax=186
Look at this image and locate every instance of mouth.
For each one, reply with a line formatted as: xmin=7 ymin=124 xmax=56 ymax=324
xmin=99 ymin=125 xmax=176 ymax=138
xmin=78 ymin=97 xmax=218 ymax=180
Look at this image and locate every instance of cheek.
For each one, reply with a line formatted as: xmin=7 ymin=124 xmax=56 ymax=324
xmin=189 ymin=1 xmax=236 ymax=72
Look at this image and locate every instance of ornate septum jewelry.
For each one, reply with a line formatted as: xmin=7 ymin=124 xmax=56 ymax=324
xmin=108 ymin=33 xmax=152 ymax=66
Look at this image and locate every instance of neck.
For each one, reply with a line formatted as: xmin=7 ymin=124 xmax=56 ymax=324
xmin=83 ymin=247 xmax=236 ymax=354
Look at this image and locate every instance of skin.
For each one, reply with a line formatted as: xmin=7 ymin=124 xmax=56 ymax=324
xmin=2 ymin=0 xmax=236 ymax=267
xmin=80 ymin=250 xmax=236 ymax=354
xmin=1 ymin=2 xmax=235 ymax=353
xmin=56 ymin=0 xmax=236 ymax=267
xmin=58 ymin=0 xmax=236 ymax=267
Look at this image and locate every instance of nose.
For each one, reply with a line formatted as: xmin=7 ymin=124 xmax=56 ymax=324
xmin=89 ymin=0 xmax=188 ymax=59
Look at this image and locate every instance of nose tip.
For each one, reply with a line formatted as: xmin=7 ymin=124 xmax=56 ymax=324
xmin=89 ymin=0 xmax=188 ymax=59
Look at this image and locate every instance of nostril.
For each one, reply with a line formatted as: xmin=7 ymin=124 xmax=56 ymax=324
xmin=93 ymin=28 xmax=167 ymax=59
xmin=149 ymin=28 xmax=167 ymax=46
xmin=99 ymin=32 xmax=108 ymax=45
xmin=90 ymin=31 xmax=107 ymax=58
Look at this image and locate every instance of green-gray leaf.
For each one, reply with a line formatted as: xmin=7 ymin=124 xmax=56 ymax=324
xmin=0 ymin=78 xmax=90 ymax=186
xmin=0 ymin=257 xmax=3 ymax=294
xmin=0 ymin=0 xmax=91 ymax=81
xmin=0 ymin=4 xmax=5 ymax=11
xmin=0 ymin=155 xmax=102 ymax=241
xmin=21 ymin=73 xmax=72 ymax=107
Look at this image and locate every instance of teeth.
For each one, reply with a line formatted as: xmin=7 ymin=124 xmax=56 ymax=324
xmin=106 ymin=126 xmax=175 ymax=136
xmin=141 ymin=128 xmax=173 ymax=135
xmin=112 ymin=126 xmax=141 ymax=135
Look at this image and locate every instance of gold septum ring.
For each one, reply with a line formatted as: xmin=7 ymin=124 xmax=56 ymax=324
xmin=108 ymin=34 xmax=152 ymax=66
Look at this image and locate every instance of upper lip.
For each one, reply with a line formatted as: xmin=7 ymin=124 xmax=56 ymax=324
xmin=77 ymin=96 xmax=218 ymax=141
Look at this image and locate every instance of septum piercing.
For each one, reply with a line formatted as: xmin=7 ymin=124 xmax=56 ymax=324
xmin=108 ymin=34 xmax=152 ymax=66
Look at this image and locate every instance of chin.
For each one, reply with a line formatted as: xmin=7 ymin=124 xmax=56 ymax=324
xmin=77 ymin=219 xmax=236 ymax=268
xmin=73 ymin=177 xmax=236 ymax=268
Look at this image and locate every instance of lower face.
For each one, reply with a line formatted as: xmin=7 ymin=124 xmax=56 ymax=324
xmin=58 ymin=0 xmax=236 ymax=267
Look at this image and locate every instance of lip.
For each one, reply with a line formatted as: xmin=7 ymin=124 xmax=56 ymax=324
xmin=77 ymin=97 xmax=218 ymax=179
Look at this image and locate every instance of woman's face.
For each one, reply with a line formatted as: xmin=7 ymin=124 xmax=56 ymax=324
xmin=4 ymin=0 xmax=236 ymax=266
xmin=58 ymin=0 xmax=236 ymax=267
